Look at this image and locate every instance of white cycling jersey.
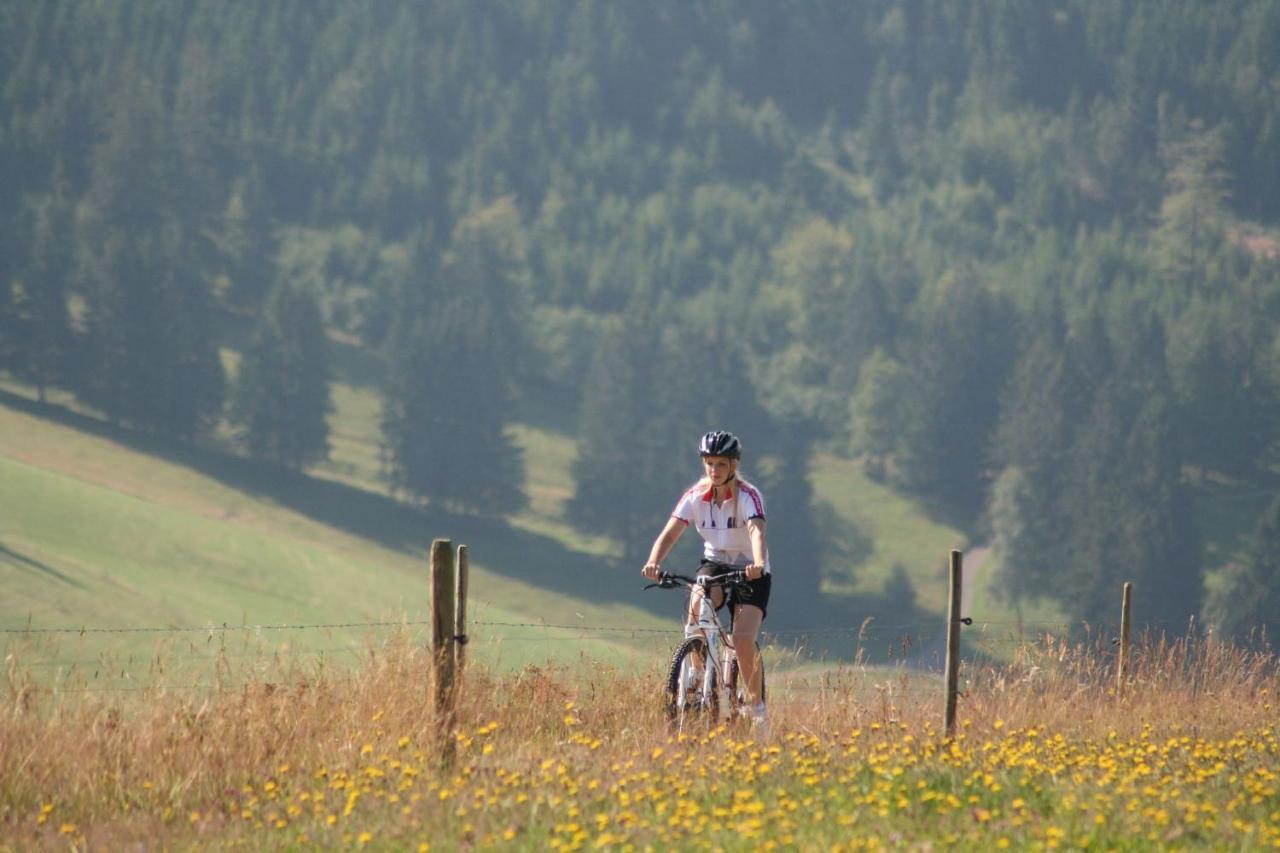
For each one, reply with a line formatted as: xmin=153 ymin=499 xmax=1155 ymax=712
xmin=671 ymin=479 xmax=770 ymax=572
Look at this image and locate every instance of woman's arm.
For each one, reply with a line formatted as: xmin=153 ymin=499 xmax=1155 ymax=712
xmin=745 ymin=517 xmax=768 ymax=580
xmin=642 ymin=516 xmax=686 ymax=578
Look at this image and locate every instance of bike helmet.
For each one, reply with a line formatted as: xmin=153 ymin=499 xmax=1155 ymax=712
xmin=697 ymin=430 xmax=742 ymax=459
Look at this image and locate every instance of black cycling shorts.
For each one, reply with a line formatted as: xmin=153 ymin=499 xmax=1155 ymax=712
xmin=697 ymin=560 xmax=771 ymax=619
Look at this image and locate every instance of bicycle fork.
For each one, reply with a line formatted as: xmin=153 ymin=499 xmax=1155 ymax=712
xmin=692 ymin=595 xmax=731 ymax=718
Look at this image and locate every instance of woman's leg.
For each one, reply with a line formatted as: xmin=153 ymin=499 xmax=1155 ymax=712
xmin=731 ymin=603 xmax=764 ymax=706
xmin=686 ymin=585 xmax=726 ymax=626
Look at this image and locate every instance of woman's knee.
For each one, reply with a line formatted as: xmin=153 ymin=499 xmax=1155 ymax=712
xmin=732 ymin=623 xmax=759 ymax=650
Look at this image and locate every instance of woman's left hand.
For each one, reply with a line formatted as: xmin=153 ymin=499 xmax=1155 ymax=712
xmin=745 ymin=563 xmax=764 ymax=581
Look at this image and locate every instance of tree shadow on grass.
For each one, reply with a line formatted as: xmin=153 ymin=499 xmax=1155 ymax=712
xmin=3 ymin=390 xmax=925 ymax=657
xmin=765 ymin=587 xmax=947 ymax=670
xmin=0 ymin=390 xmax=646 ymax=611
xmin=0 ymin=542 xmax=85 ymax=588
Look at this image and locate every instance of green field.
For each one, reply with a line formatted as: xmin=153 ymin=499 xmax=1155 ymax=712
xmin=0 ymin=395 xmax=675 ymax=692
xmin=811 ymin=453 xmax=966 ymax=612
xmin=2 ymin=354 xmax=1268 ymax=693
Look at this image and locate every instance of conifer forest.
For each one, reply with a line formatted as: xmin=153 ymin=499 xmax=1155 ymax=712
xmin=3 ymin=0 xmax=1280 ymax=637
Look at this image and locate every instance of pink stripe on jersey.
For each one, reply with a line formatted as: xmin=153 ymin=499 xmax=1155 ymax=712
xmin=673 ymin=485 xmax=700 ymax=514
xmin=740 ymin=483 xmax=765 ymax=518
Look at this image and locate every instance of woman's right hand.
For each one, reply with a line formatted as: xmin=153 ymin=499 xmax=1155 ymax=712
xmin=642 ymin=562 xmax=661 ymax=580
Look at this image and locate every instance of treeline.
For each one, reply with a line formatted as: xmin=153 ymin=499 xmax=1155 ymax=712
xmin=2 ymin=0 xmax=1279 ymax=634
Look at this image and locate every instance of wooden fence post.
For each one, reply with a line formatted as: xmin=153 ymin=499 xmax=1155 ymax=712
xmin=430 ymin=539 xmax=457 ymax=730
xmin=944 ymin=550 xmax=963 ymax=739
xmin=454 ymin=544 xmax=469 ymax=678
xmin=1117 ymin=581 xmax=1132 ymax=693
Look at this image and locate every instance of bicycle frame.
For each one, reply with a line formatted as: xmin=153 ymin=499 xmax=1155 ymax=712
xmin=689 ymin=577 xmax=736 ymax=714
xmin=647 ymin=568 xmax=750 ymax=728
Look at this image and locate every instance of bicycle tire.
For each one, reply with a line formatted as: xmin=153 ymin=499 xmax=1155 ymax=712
xmin=726 ymin=642 xmax=765 ymax=716
xmin=665 ymin=636 xmax=718 ymax=730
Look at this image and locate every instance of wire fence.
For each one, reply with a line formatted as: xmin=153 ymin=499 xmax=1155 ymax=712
xmin=0 ymin=616 xmax=1127 ymax=638
xmin=1 ymin=611 xmax=1148 ymax=699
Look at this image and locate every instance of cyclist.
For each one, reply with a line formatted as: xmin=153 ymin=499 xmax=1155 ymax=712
xmin=641 ymin=430 xmax=771 ymax=729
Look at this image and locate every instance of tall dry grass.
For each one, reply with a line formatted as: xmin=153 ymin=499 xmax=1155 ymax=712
xmin=2 ymin=629 xmax=1277 ymax=848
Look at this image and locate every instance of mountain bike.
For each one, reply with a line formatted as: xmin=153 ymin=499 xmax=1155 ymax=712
xmin=645 ymin=565 xmax=766 ymax=732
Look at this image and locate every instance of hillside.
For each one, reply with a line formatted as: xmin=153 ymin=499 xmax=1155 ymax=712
xmin=5 ymin=336 xmax=1270 ymax=687
xmin=4 ymin=1 xmax=1280 ymax=641
xmin=0 ymin=393 xmax=681 ymax=691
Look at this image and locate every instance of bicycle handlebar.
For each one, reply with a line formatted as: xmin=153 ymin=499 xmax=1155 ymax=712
xmin=644 ymin=567 xmax=749 ymax=591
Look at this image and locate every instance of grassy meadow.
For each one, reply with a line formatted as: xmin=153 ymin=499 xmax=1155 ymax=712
xmin=4 ymin=360 xmax=1280 ymax=849
xmin=0 ymin=391 xmax=671 ymax=687
xmin=3 ymin=630 xmax=1278 ymax=850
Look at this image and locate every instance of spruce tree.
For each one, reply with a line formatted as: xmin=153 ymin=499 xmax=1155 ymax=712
xmin=848 ymin=348 xmax=910 ymax=480
xmin=895 ymin=271 xmax=1015 ymax=518
xmin=78 ymin=226 xmax=226 ymax=439
xmin=1204 ymin=496 xmax=1280 ymax=645
xmin=755 ymin=423 xmax=821 ymax=629
xmin=1057 ymin=384 xmax=1202 ymax=629
xmin=569 ymin=307 xmax=667 ymax=561
xmin=571 ymin=301 xmax=778 ymax=564
xmin=988 ymin=329 xmax=1071 ymax=607
xmin=76 ymin=72 xmax=225 ymax=439
xmin=381 ymin=206 xmax=528 ymax=513
xmin=382 ymin=296 xmax=524 ymax=514
xmin=15 ymin=185 xmax=75 ymax=402
xmin=214 ymin=175 xmax=277 ymax=311
xmin=233 ymin=282 xmax=332 ymax=469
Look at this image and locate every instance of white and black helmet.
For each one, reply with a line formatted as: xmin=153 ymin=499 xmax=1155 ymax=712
xmin=697 ymin=430 xmax=742 ymax=459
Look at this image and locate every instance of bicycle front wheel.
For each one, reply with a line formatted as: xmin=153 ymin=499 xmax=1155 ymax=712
xmin=664 ymin=636 xmax=718 ymax=731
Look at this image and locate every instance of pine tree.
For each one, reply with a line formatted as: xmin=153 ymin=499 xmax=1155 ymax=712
xmin=214 ymin=175 xmax=276 ymax=311
xmin=1204 ymin=496 xmax=1280 ymax=645
xmin=861 ymin=58 xmax=903 ymax=184
xmin=570 ymin=303 xmax=775 ymax=564
xmin=14 ymin=183 xmax=75 ymax=402
xmin=1056 ymin=383 xmax=1201 ymax=628
xmin=1153 ymin=120 xmax=1230 ymax=281
xmin=382 ymin=296 xmax=525 ymax=514
xmin=988 ymin=328 xmax=1072 ymax=608
xmin=895 ymin=271 xmax=1015 ymax=518
xmin=848 ymin=348 xmax=910 ymax=480
xmin=988 ymin=465 xmax=1052 ymax=608
xmin=380 ymin=205 xmax=528 ymax=513
xmin=232 ymin=282 xmax=331 ymax=469
xmin=569 ymin=307 xmax=668 ymax=561
xmin=755 ymin=423 xmax=821 ymax=629
xmin=76 ymin=72 xmax=225 ymax=439
xmin=78 ymin=226 xmax=226 ymax=439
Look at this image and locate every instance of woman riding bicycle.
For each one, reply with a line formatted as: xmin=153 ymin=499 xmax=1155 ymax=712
xmin=641 ymin=430 xmax=771 ymax=729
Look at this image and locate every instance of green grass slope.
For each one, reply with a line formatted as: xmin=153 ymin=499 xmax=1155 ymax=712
xmin=0 ymin=397 xmax=676 ymax=692
xmin=810 ymin=453 xmax=967 ymax=613
xmin=9 ymin=345 xmax=1264 ymax=694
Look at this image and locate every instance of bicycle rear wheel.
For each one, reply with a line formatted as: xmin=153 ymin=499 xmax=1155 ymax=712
xmin=664 ymin=636 xmax=718 ymax=731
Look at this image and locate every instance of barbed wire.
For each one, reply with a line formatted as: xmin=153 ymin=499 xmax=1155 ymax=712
xmin=0 ymin=619 xmax=432 ymax=635
xmin=0 ymin=617 xmax=1130 ymax=637
xmin=15 ymin=645 xmax=376 ymax=668
xmin=2 ymin=611 xmax=1192 ymax=688
xmin=471 ymin=620 xmax=672 ymax=634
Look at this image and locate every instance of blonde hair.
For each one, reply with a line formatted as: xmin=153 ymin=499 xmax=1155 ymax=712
xmin=690 ymin=460 xmax=756 ymax=494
